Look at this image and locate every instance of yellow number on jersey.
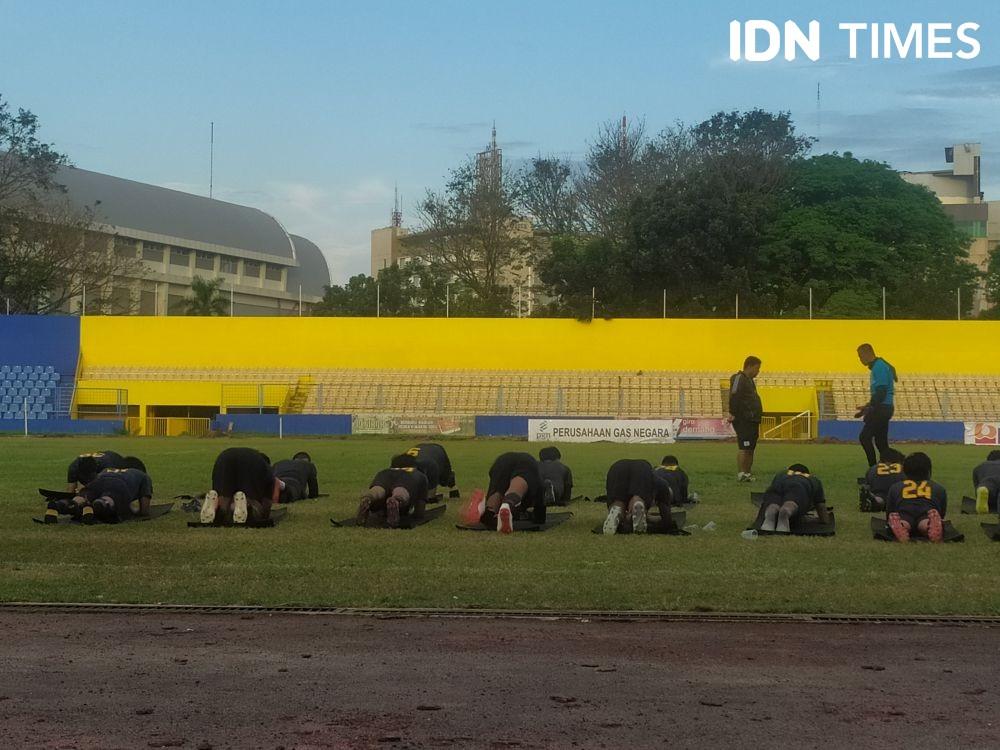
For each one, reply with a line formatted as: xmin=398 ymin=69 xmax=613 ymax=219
xmin=876 ymin=463 xmax=902 ymax=475
xmin=901 ymin=480 xmax=932 ymax=500
xmin=786 ymin=470 xmax=810 ymax=477
xmin=405 ymin=448 xmax=420 ymax=457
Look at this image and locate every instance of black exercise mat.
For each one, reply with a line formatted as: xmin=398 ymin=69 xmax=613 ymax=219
xmin=961 ymin=496 xmax=994 ymax=515
xmin=39 ymin=488 xmax=76 ymax=501
xmin=591 ymin=510 xmax=689 ymax=535
xmin=33 ymin=503 xmax=174 ymax=526
xmin=748 ymin=501 xmax=836 ymax=536
xmin=980 ymin=523 xmax=1000 ymax=541
xmin=187 ymin=507 xmax=288 ymax=528
xmin=593 ymin=494 xmax=697 ymax=510
xmin=871 ymin=516 xmax=964 ymax=543
xmin=331 ymin=504 xmax=447 ymax=529
xmin=456 ymin=511 xmax=573 ymax=532
xmin=858 ymin=487 xmax=885 ymax=514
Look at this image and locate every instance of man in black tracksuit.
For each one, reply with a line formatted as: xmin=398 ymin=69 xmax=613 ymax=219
xmin=201 ymin=447 xmax=281 ymax=525
xmin=273 ymin=452 xmax=320 ymax=502
xmin=481 ymin=452 xmax=546 ymax=534
xmin=538 ymin=446 xmax=574 ymax=506
xmin=65 ymin=450 xmax=126 ymax=491
xmin=602 ymin=459 xmax=673 ymax=535
xmin=356 ymin=466 xmax=430 ymax=529
xmin=653 ymin=455 xmax=692 ymax=511
xmin=728 ymin=355 xmax=763 ymax=482
xmin=759 ymin=464 xmax=830 ymax=534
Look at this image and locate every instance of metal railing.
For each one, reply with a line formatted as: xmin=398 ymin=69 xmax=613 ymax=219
xmin=760 ymin=411 xmax=814 ymax=441
xmin=125 ymin=417 xmax=212 ymax=437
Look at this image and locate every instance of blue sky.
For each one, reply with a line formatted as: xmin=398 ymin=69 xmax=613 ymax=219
xmin=2 ymin=0 xmax=998 ymax=281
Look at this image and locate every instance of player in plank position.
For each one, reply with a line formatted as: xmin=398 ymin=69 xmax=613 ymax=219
xmin=356 ymin=466 xmax=429 ymax=528
xmin=65 ymin=450 xmax=146 ymax=491
xmin=273 ymin=452 xmax=320 ymax=503
xmin=973 ymin=450 xmax=1000 ymax=514
xmin=860 ymin=449 xmax=906 ymax=512
xmin=48 ymin=467 xmax=153 ymax=525
xmin=390 ymin=443 xmax=456 ymax=498
xmin=478 ymin=452 xmax=545 ymax=534
xmin=886 ymin=452 xmax=947 ymax=543
xmin=200 ymin=447 xmax=282 ymax=525
xmin=602 ymin=459 xmax=673 ymax=535
xmin=759 ymin=464 xmax=831 ymax=534
xmin=653 ymin=455 xmax=696 ymax=511
xmin=538 ymin=446 xmax=574 ymax=506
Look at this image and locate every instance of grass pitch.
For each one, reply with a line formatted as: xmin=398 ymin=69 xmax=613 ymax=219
xmin=1 ymin=436 xmax=998 ymax=615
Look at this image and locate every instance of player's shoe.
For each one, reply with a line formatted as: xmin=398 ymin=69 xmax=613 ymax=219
xmin=497 ymin=502 xmax=513 ymax=534
xmin=926 ymin=509 xmax=944 ymax=543
xmin=232 ymin=491 xmax=248 ymax=525
xmin=200 ymin=490 xmax=219 ymax=525
xmin=603 ymin=505 xmax=622 ymax=535
xmin=631 ymin=501 xmax=647 ymax=534
xmin=385 ymin=496 xmax=400 ymax=528
xmin=688 ymin=491 xmax=700 ymax=504
xmin=80 ymin=505 xmax=95 ymax=525
xmin=737 ymin=472 xmax=748 ymax=482
xmin=775 ymin=513 xmax=790 ymax=534
xmin=976 ymin=486 xmax=990 ymax=514
xmin=543 ymin=480 xmax=556 ymax=507
xmin=44 ymin=507 xmax=59 ymax=524
xmin=887 ymin=513 xmax=909 ymax=543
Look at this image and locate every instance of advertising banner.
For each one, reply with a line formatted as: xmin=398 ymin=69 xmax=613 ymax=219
xmin=965 ymin=422 xmax=1000 ymax=446
xmin=352 ymin=414 xmax=474 ymax=436
xmin=528 ymin=418 xmax=681 ymax=444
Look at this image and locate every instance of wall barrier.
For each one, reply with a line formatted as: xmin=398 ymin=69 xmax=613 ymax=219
xmin=211 ymin=413 xmax=352 ymax=436
xmin=0 ymin=417 xmax=125 ymax=435
xmin=0 ymin=315 xmax=80 ymax=376
xmin=818 ymin=420 xmax=965 ymax=443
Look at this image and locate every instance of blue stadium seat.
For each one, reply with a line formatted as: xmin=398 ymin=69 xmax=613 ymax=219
xmin=0 ymin=365 xmax=9 ymax=374
xmin=44 ymin=365 xmax=54 ymax=374
xmin=11 ymin=366 xmax=21 ymax=374
xmin=36 ymin=411 xmax=48 ymax=420
xmin=52 ymin=373 xmax=61 ymax=383
xmin=27 ymin=372 xmax=38 ymax=382
xmin=1 ymin=396 xmax=10 ymax=406
xmin=24 ymin=396 xmax=34 ymax=405
xmin=30 ymin=388 xmax=39 ymax=397
xmin=43 ymin=403 xmax=54 ymax=413
xmin=40 ymin=388 xmax=50 ymax=398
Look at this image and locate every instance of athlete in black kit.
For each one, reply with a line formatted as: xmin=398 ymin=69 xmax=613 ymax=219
xmin=390 ymin=443 xmax=456 ymax=497
xmin=273 ymin=452 xmax=320 ymax=502
xmin=602 ymin=459 xmax=672 ymax=535
xmin=65 ymin=450 xmax=145 ymax=491
xmin=758 ymin=464 xmax=830 ymax=534
xmin=200 ymin=447 xmax=283 ymax=525
xmin=50 ymin=467 xmax=154 ymax=524
xmin=476 ymin=452 xmax=545 ymax=534
xmin=356 ymin=466 xmax=430 ymax=528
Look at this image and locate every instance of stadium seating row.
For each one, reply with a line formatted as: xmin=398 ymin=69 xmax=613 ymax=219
xmin=0 ymin=365 xmax=66 ymax=420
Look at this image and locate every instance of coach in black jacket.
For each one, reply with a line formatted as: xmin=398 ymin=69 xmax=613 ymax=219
xmin=727 ymin=355 xmax=763 ymax=482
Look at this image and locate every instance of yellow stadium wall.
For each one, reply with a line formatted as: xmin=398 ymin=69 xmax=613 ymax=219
xmin=80 ymin=317 xmax=1000 ymax=375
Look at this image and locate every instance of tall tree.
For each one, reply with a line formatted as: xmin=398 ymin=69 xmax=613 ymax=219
xmin=0 ymin=94 xmax=139 ymax=314
xmin=179 ymin=276 xmax=228 ymax=316
xmin=515 ymin=157 xmax=581 ymax=235
xmin=408 ymin=160 xmax=534 ymax=315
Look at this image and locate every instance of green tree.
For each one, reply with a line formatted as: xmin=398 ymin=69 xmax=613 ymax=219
xmin=179 ymin=276 xmax=228 ymax=316
xmin=0 ymin=94 xmax=139 ymax=313
xmin=981 ymin=246 xmax=1000 ymax=318
xmin=515 ymin=157 xmax=581 ymax=235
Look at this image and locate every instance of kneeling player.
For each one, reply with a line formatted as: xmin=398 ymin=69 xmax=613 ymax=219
xmin=201 ymin=447 xmax=282 ymax=525
xmin=973 ymin=450 xmax=1000 ymax=514
xmin=602 ymin=459 xmax=671 ymax=535
xmin=356 ymin=466 xmax=429 ymax=528
xmin=759 ymin=464 xmax=830 ymax=533
xmin=861 ymin=449 xmax=905 ymax=512
xmin=53 ymin=467 xmax=153 ymax=525
xmin=390 ymin=443 xmax=456 ymax=497
xmin=273 ymin=452 xmax=320 ymax=502
xmin=538 ymin=446 xmax=573 ymax=506
xmin=65 ymin=450 xmax=144 ymax=491
xmin=886 ymin=452 xmax=947 ymax=543
xmin=479 ymin=452 xmax=545 ymax=534
xmin=653 ymin=455 xmax=695 ymax=513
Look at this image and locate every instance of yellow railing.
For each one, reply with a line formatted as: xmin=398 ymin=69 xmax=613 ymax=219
xmin=126 ymin=417 xmax=212 ymax=437
xmin=760 ymin=411 xmax=815 ymax=441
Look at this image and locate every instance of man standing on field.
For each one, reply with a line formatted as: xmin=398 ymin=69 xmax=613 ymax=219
xmin=727 ymin=356 xmax=763 ymax=482
xmin=855 ymin=343 xmax=897 ymax=467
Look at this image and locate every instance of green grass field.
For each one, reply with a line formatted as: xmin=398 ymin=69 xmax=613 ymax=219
xmin=2 ymin=436 xmax=999 ymax=615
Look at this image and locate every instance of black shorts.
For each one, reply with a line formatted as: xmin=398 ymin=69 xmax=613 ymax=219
xmin=279 ymin=477 xmax=305 ymax=503
xmin=84 ymin=474 xmax=132 ymax=518
xmin=370 ymin=468 xmax=427 ymax=507
xmin=605 ymin=459 xmax=654 ymax=506
xmin=733 ymin=420 xmax=759 ymax=451
xmin=487 ymin=453 xmax=542 ymax=507
xmin=212 ymin=447 xmax=273 ymax=501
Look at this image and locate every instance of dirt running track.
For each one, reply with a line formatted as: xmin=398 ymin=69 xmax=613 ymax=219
xmin=1 ymin=612 xmax=999 ymax=749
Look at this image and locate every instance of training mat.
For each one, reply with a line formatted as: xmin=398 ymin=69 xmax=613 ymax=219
xmin=980 ymin=523 xmax=1000 ymax=541
xmin=871 ymin=516 xmax=964 ymax=542
xmin=33 ymin=503 xmax=175 ymax=525
xmin=331 ymin=504 xmax=447 ymax=529
xmin=187 ymin=507 xmax=288 ymax=528
xmin=591 ymin=510 xmax=689 ymax=535
xmin=38 ymin=488 xmax=77 ymax=501
xmin=593 ymin=494 xmax=697 ymax=510
xmin=748 ymin=501 xmax=836 ymax=536
xmin=455 ymin=511 xmax=573 ymax=532
xmin=960 ymin=496 xmax=997 ymax=514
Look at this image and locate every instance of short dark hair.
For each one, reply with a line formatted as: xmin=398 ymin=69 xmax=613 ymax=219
xmin=538 ymin=447 xmax=561 ymax=461
xmin=903 ymin=452 xmax=932 ymax=481
xmin=121 ymin=456 xmax=147 ymax=474
xmin=988 ymin=450 xmax=1000 ymax=462
xmin=293 ymin=451 xmax=311 ymax=462
xmin=743 ymin=356 xmax=761 ymax=369
xmin=392 ymin=453 xmax=418 ymax=468
xmin=857 ymin=343 xmax=875 ymax=355
xmin=880 ymin=449 xmax=905 ymax=464
xmin=788 ymin=463 xmax=810 ymax=474
xmin=661 ymin=455 xmax=679 ymax=466
xmin=77 ymin=456 xmax=99 ymax=484
xmin=259 ymin=453 xmax=271 ymax=466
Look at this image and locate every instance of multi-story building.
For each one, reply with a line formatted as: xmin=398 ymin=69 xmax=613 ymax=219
xmin=54 ymin=164 xmax=330 ymax=315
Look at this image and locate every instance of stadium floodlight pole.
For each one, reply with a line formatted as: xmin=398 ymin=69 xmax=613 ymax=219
xmin=298 ymin=285 xmax=302 ymax=317
xmin=735 ymin=293 xmax=739 ymax=320
xmin=663 ymin=289 xmax=666 ymax=319
xmin=446 ymin=283 xmax=450 ymax=318
xmin=882 ymin=287 xmax=886 ymax=320
xmin=377 ymin=283 xmax=380 ymax=318
xmin=957 ymin=288 xmax=961 ymax=320
xmin=809 ymin=288 xmax=813 ymax=319
xmin=591 ymin=287 xmax=595 ymax=319
xmin=23 ymin=397 xmax=28 ymax=436
xmin=81 ymin=285 xmax=86 ymax=317
xmin=518 ymin=286 xmax=522 ymax=318
xmin=230 ymin=284 xmax=234 ymax=317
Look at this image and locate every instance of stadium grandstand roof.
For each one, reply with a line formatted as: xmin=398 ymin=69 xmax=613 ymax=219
xmin=287 ymin=234 xmax=331 ymax=297
xmin=53 ymin=163 xmax=299 ymax=263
